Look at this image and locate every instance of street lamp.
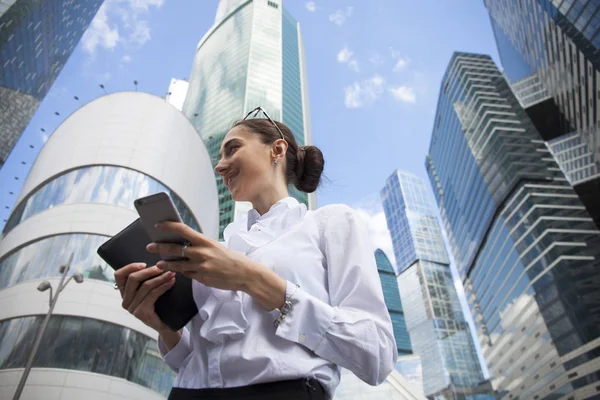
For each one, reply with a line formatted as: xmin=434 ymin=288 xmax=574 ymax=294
xmin=12 ymin=253 xmax=84 ymax=400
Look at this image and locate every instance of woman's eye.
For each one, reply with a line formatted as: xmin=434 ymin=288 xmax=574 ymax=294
xmin=228 ymin=145 xmax=239 ymax=155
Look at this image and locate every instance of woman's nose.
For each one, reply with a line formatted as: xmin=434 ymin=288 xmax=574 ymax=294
xmin=214 ymin=160 xmax=226 ymax=176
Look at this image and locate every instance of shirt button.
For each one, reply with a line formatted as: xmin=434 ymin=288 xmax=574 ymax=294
xmin=299 ymin=334 xmax=306 ymax=342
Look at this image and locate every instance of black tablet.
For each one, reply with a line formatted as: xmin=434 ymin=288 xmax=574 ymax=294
xmin=97 ymin=218 xmax=198 ymax=331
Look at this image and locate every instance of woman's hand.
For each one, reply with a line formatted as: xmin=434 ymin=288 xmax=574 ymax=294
xmin=114 ymin=263 xmax=176 ymax=333
xmin=146 ymin=221 xmax=287 ymax=310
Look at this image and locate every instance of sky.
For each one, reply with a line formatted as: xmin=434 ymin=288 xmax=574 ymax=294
xmin=0 ymin=0 xmax=501 ymax=374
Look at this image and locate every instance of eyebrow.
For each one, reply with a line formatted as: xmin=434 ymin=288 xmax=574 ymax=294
xmin=220 ymin=138 xmax=242 ymax=158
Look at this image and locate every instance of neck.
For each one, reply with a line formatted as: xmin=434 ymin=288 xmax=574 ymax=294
xmin=251 ymin=186 xmax=290 ymax=215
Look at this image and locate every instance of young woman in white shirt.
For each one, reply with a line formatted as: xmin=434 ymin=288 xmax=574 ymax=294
xmin=114 ymin=108 xmax=398 ymax=400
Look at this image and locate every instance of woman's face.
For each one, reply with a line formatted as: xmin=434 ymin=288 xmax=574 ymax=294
xmin=215 ymin=125 xmax=274 ymax=202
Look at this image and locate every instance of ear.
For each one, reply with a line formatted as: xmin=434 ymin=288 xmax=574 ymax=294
xmin=271 ymin=139 xmax=288 ymax=161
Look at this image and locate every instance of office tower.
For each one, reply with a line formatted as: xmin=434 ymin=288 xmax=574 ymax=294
xmin=375 ymin=248 xmax=412 ymax=356
xmin=182 ymin=0 xmax=314 ymax=239
xmin=0 ymin=0 xmax=103 ymax=167
xmin=165 ymin=78 xmax=189 ymax=111
xmin=381 ymin=170 xmax=488 ymax=399
xmin=486 ymin=0 xmax=600 ymax=229
xmin=0 ymin=92 xmax=219 ymax=399
xmin=426 ymin=52 xmax=600 ymax=399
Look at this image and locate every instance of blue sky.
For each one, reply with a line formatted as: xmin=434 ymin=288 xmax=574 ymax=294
xmin=0 ymin=0 xmax=501 ymax=375
xmin=0 ymin=0 xmax=501 ymax=256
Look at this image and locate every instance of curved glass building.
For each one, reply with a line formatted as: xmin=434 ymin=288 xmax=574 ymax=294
xmin=182 ymin=0 xmax=313 ymax=239
xmin=426 ymin=52 xmax=600 ymax=399
xmin=0 ymin=92 xmax=219 ymax=399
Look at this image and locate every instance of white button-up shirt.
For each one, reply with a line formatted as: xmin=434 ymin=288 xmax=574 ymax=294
xmin=158 ymin=197 xmax=397 ymax=399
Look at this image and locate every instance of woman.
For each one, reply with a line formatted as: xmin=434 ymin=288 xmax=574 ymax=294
xmin=114 ymin=109 xmax=398 ymax=400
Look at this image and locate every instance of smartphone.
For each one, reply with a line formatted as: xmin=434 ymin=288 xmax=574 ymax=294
xmin=134 ymin=192 xmax=188 ymax=261
xmin=97 ymin=218 xmax=198 ymax=331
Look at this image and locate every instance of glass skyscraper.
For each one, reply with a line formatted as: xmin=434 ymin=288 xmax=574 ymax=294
xmin=426 ymin=52 xmax=600 ymax=399
xmin=375 ymin=248 xmax=412 ymax=356
xmin=182 ymin=0 xmax=313 ymax=239
xmin=486 ymin=0 xmax=600 ymax=229
xmin=381 ymin=170 xmax=488 ymax=400
xmin=0 ymin=0 xmax=103 ymax=167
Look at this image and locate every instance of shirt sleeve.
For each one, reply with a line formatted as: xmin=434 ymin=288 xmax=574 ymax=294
xmin=274 ymin=205 xmax=398 ymax=385
xmin=157 ymin=327 xmax=192 ymax=372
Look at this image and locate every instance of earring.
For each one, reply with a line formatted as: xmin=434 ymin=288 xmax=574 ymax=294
xmin=273 ymin=161 xmax=278 ymax=165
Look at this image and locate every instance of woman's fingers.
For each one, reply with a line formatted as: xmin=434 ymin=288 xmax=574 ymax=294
xmin=114 ymin=263 xmax=146 ymax=296
xmin=132 ymin=278 xmax=177 ymax=325
xmin=127 ymin=270 xmax=176 ymax=313
xmin=154 ymin=221 xmax=213 ymax=247
xmin=121 ymin=266 xmax=164 ymax=310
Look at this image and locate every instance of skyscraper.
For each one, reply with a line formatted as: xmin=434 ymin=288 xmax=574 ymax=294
xmin=486 ymin=0 xmax=600 ymax=229
xmin=0 ymin=0 xmax=103 ymax=167
xmin=381 ymin=171 xmax=488 ymax=399
xmin=375 ymin=248 xmax=412 ymax=356
xmin=0 ymin=92 xmax=219 ymax=399
xmin=427 ymin=52 xmax=600 ymax=399
xmin=181 ymin=0 xmax=314 ymax=239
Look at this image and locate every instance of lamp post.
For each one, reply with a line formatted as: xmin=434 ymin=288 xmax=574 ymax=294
xmin=12 ymin=253 xmax=84 ymax=400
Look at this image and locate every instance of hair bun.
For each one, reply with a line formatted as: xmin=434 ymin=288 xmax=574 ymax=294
xmin=294 ymin=145 xmax=324 ymax=193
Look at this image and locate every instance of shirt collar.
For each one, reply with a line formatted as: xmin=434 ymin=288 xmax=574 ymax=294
xmin=247 ymin=197 xmax=299 ymax=230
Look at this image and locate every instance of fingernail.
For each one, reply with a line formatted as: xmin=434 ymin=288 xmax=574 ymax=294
xmin=156 ymin=261 xmax=166 ymax=270
xmin=155 ymin=223 xmax=164 ymax=229
xmin=137 ymin=263 xmax=147 ymax=268
xmin=168 ymin=271 xmax=176 ymax=278
xmin=146 ymin=243 xmax=157 ymax=251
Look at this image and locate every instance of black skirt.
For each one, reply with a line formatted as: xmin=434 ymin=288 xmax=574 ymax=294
xmin=167 ymin=378 xmax=328 ymax=400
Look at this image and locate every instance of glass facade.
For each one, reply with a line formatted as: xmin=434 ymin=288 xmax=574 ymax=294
xmin=486 ymin=0 xmax=600 ymax=164
xmin=548 ymin=131 xmax=600 ymax=185
xmin=0 ymin=234 xmax=114 ymax=289
xmin=381 ymin=171 xmax=449 ymax=273
xmin=0 ymin=0 xmax=103 ymax=166
xmin=0 ymin=315 xmax=175 ymax=396
xmin=3 ymin=165 xmax=200 ymax=235
xmin=426 ymin=52 xmax=600 ymax=399
xmin=381 ymin=170 xmax=486 ymax=399
xmin=375 ymin=248 xmax=412 ymax=355
xmin=182 ymin=0 xmax=310 ymax=239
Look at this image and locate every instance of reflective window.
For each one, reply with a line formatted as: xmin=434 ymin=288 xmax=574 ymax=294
xmin=0 ymin=0 xmax=103 ymax=164
xmin=3 ymin=166 xmax=200 ymax=234
xmin=0 ymin=315 xmax=175 ymax=397
xmin=375 ymin=249 xmax=412 ymax=354
xmin=0 ymin=234 xmax=114 ymax=289
xmin=182 ymin=2 xmax=309 ymax=239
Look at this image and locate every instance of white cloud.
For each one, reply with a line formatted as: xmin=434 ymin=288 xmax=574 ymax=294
xmin=122 ymin=54 xmax=132 ymax=63
xmin=351 ymin=194 xmax=396 ymax=268
xmin=389 ymin=86 xmax=416 ymax=103
xmin=337 ymin=46 xmax=360 ymax=72
xmin=129 ymin=20 xmax=151 ymax=45
xmin=393 ymin=58 xmax=408 ymax=72
xmin=337 ymin=47 xmax=353 ymax=63
xmin=369 ymin=52 xmax=385 ymax=66
xmin=81 ymin=0 xmax=163 ymax=56
xmin=329 ymin=6 xmax=353 ymax=26
xmin=305 ymin=1 xmax=316 ymax=12
xmin=348 ymin=59 xmax=360 ymax=72
xmin=81 ymin=4 xmax=120 ymax=54
xmin=344 ymin=74 xmax=385 ymax=108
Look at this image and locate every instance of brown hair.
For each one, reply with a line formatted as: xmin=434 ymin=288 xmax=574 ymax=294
xmin=233 ymin=119 xmax=324 ymax=193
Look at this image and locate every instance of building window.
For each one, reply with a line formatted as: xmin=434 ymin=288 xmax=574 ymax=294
xmin=3 ymin=166 xmax=199 ymax=234
xmin=0 ymin=315 xmax=175 ymax=396
xmin=267 ymin=1 xmax=278 ymax=8
xmin=0 ymin=234 xmax=114 ymax=289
